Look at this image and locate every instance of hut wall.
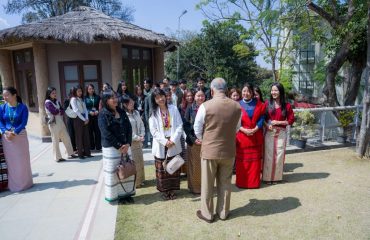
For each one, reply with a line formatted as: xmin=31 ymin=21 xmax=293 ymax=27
xmin=46 ymin=43 xmax=112 ymax=96
xmin=0 ymin=50 xmax=14 ymax=88
xmin=154 ymin=47 xmax=164 ymax=82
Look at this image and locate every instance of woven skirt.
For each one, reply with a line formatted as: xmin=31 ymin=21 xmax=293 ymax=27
xmin=2 ymin=130 xmax=33 ymax=192
xmin=131 ymin=141 xmax=145 ymax=187
xmin=0 ymin=138 xmax=8 ymax=191
xmin=187 ymin=144 xmax=201 ymax=194
xmin=102 ymin=147 xmax=135 ymax=202
xmin=154 ymin=155 xmax=180 ymax=192
xmin=262 ymin=128 xmax=287 ymax=182
xmin=180 ymin=135 xmax=187 ymax=174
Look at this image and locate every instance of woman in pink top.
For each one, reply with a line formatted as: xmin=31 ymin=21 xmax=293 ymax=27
xmin=262 ymin=83 xmax=294 ymax=184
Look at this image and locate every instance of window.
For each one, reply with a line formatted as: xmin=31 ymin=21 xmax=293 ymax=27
xmin=13 ymin=48 xmax=38 ymax=112
xmin=58 ymin=61 xmax=102 ymax=101
xmin=121 ymin=45 xmax=153 ymax=92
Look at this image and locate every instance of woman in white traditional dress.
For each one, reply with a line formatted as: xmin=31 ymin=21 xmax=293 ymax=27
xmin=149 ymin=88 xmax=183 ymax=200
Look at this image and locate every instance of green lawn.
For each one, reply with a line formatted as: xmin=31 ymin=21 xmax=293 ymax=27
xmin=115 ymin=149 xmax=370 ymax=240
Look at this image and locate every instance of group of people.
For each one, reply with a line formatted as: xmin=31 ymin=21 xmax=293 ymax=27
xmin=96 ymin=76 xmax=294 ymax=223
xmin=0 ymin=76 xmax=294 ymax=224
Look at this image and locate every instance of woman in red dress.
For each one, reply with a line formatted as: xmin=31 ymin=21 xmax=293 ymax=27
xmin=235 ymin=83 xmax=266 ymax=188
xmin=263 ymin=82 xmax=294 ymax=184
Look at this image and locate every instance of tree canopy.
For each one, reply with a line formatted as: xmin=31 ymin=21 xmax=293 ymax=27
xmin=165 ymin=20 xmax=260 ymax=88
xmin=197 ymin=0 xmax=306 ymax=81
xmin=305 ymin=0 xmax=368 ymax=106
xmin=3 ymin=0 xmax=135 ymax=23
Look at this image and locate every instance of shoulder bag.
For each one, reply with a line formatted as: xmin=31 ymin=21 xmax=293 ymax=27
xmin=163 ymin=153 xmax=184 ymax=175
xmin=65 ymin=100 xmax=77 ymax=118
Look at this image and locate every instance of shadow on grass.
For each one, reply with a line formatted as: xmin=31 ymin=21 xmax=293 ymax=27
xmin=229 ymin=197 xmax=301 ymax=218
xmin=127 ymin=187 xmax=200 ymax=205
xmin=284 ymin=163 xmax=304 ymax=172
xmin=284 ymin=172 xmax=330 ymax=183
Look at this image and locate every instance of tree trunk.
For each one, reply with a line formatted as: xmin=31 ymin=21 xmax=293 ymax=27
xmin=356 ymin=5 xmax=370 ymax=158
xmin=272 ymin=59 xmax=277 ymax=82
xmin=344 ymin=57 xmax=366 ymax=106
xmin=324 ymin=37 xmax=352 ymax=106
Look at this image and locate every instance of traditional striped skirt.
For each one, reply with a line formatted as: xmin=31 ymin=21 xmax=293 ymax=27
xmin=131 ymin=141 xmax=145 ymax=187
xmin=102 ymin=147 xmax=135 ymax=202
xmin=0 ymin=138 xmax=8 ymax=191
xmin=154 ymin=155 xmax=180 ymax=192
xmin=187 ymin=144 xmax=201 ymax=194
xmin=2 ymin=130 xmax=33 ymax=192
xmin=180 ymin=135 xmax=187 ymax=174
xmin=262 ymin=127 xmax=287 ymax=182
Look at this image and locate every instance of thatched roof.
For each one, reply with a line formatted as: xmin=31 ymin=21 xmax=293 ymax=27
xmin=0 ymin=6 xmax=177 ymax=48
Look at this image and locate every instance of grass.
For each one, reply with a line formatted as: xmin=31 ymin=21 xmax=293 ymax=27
xmin=115 ymin=148 xmax=370 ymax=240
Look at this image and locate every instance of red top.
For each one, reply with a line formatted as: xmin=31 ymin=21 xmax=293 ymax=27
xmin=265 ymin=101 xmax=295 ymax=128
xmin=236 ymin=100 xmax=265 ymax=147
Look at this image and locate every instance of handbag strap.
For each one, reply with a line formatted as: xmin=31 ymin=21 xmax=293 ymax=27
xmin=116 ymin=172 xmax=136 ymax=193
xmin=117 ymin=153 xmax=136 ymax=193
xmin=162 ymin=149 xmax=169 ymax=171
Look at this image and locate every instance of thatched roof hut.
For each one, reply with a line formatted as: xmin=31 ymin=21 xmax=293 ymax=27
xmin=0 ymin=6 xmax=177 ymax=48
xmin=0 ymin=6 xmax=176 ymax=140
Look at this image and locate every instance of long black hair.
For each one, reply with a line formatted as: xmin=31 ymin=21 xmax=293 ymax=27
xmin=101 ymin=89 xmax=117 ymax=112
xmin=268 ymin=82 xmax=287 ymax=117
xmin=254 ymin=86 xmax=264 ymax=102
xmin=102 ymin=82 xmax=112 ymax=91
xmin=45 ymin=87 xmax=56 ymax=102
xmin=116 ymin=80 xmax=131 ymax=96
xmin=71 ymin=85 xmax=83 ymax=98
xmin=4 ymin=86 xmax=22 ymax=103
xmin=85 ymin=84 xmax=97 ymax=97
xmin=150 ymin=88 xmax=167 ymax=117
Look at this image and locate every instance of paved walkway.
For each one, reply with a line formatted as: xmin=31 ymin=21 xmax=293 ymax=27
xmin=0 ymin=134 xmax=150 ymax=240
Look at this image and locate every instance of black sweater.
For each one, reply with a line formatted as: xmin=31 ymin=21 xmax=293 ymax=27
xmin=98 ymin=107 xmax=132 ymax=149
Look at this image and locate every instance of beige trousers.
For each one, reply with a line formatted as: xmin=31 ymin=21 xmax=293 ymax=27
xmin=49 ymin=115 xmax=74 ymax=161
xmin=201 ymin=158 xmax=234 ymax=220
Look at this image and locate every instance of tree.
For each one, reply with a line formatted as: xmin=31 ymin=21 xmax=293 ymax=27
xmin=356 ymin=4 xmax=370 ymax=158
xmin=165 ymin=20 xmax=258 ymax=87
xmin=3 ymin=0 xmax=135 ymax=23
xmin=197 ymin=0 xmax=306 ymax=81
xmin=306 ymin=0 xmax=368 ymax=106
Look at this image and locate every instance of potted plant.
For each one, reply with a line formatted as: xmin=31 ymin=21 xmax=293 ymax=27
xmin=336 ymin=110 xmax=355 ymax=143
xmin=290 ymin=110 xmax=316 ymax=148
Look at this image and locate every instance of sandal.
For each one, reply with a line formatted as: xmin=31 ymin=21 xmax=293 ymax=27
xmin=162 ymin=192 xmax=171 ymax=201
xmin=169 ymin=191 xmax=177 ymax=200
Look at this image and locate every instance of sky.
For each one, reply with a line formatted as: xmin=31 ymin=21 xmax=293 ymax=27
xmin=0 ymin=0 xmax=269 ymax=68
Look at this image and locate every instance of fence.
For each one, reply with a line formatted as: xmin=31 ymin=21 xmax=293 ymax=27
xmin=288 ymin=105 xmax=362 ymax=146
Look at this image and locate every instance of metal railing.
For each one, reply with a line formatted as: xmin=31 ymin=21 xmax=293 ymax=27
xmin=288 ymin=105 xmax=362 ymax=145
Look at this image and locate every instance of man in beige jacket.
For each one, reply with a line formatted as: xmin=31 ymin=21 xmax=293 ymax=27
xmin=194 ymin=77 xmax=241 ymax=223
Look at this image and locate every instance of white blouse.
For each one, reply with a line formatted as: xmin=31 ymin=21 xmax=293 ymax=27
xmin=149 ymin=104 xmax=183 ymax=158
xmin=70 ymin=97 xmax=89 ymax=121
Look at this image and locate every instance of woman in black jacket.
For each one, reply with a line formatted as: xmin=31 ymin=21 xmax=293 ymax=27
xmin=98 ymin=89 xmax=134 ymax=203
xmin=183 ymin=89 xmax=206 ymax=194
